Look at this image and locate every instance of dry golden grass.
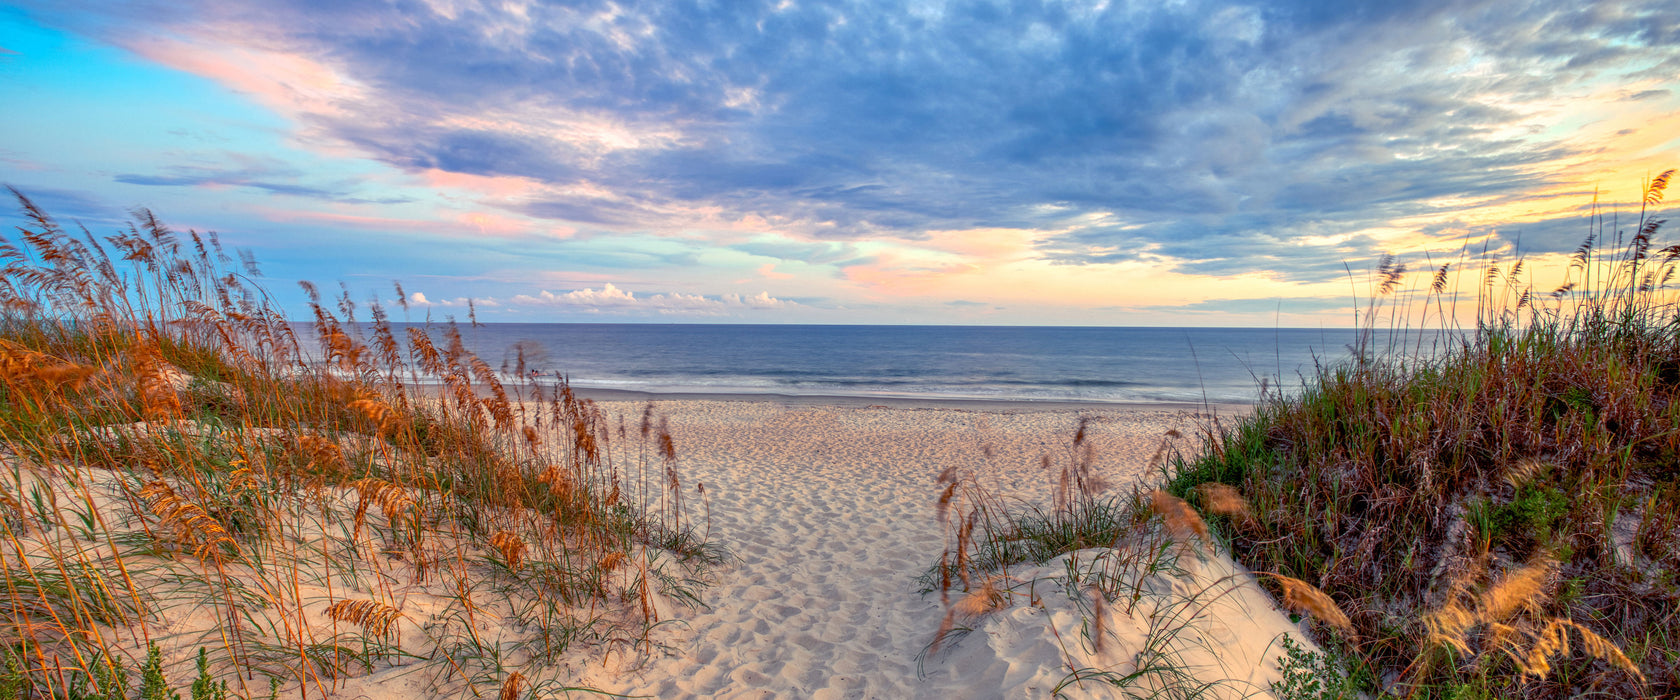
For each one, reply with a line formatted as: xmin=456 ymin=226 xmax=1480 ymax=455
xmin=490 ymin=531 xmax=526 ymax=572
xmin=596 ymin=550 xmax=627 ymax=573
xmin=0 ymin=339 xmax=98 ymax=393
xmin=1150 ymin=489 xmax=1208 ymax=547
xmin=350 ymin=477 xmax=418 ymax=532
xmin=951 ymin=575 xmax=1008 ymax=619
xmin=1422 ymin=596 xmax=1477 ymax=657
xmin=1416 ymin=557 xmax=1646 ymax=688
xmin=1476 ymin=557 xmax=1554 ymax=623
xmin=1156 ymin=171 xmax=1680 ymax=697
xmin=1194 ymin=483 xmax=1251 ymax=522
xmin=1259 ymin=572 xmax=1354 ymax=634
xmin=1516 ymin=619 xmax=1645 ymax=684
xmin=1501 ymin=457 xmax=1551 ymax=489
xmin=499 ymin=671 xmax=525 ymax=700
xmin=140 ymin=480 xmax=239 ymax=561
xmin=324 ymin=599 xmax=404 ymax=637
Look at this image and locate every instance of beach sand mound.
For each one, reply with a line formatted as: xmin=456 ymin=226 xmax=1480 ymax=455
xmin=925 ymin=548 xmax=1313 ymax=699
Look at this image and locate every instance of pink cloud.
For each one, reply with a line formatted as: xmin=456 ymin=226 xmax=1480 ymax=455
xmin=125 ymin=36 xmax=363 ymax=123
xmin=757 ymin=262 xmax=794 ymax=280
xmin=840 ymin=254 xmax=981 ymax=295
xmin=902 ymin=227 xmax=1041 ymax=262
xmin=250 ymin=206 xmax=452 ymax=233
xmin=457 ymin=210 xmax=564 ymax=238
xmin=420 ymin=169 xmax=544 ymax=199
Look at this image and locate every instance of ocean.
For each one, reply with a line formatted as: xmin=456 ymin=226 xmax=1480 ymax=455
xmin=358 ymin=323 xmax=1411 ymax=405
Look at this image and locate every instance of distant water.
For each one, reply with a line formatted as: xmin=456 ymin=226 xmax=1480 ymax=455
xmin=329 ymin=323 xmax=1420 ymax=405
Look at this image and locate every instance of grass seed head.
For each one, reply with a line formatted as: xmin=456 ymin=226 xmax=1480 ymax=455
xmin=1477 ymin=557 xmax=1555 ymax=624
xmin=349 ymin=477 xmax=417 ymax=531
xmin=500 ymin=671 xmax=525 ymax=700
xmin=1268 ymin=573 xmax=1354 ymax=634
xmin=140 ymin=480 xmax=238 ymax=561
xmin=1150 ymin=489 xmax=1208 ymax=545
xmin=324 ymin=599 xmax=403 ymax=636
xmin=952 ymin=575 xmax=1007 ymax=619
xmin=490 ymin=531 xmax=526 ymax=571
xmin=1195 ymin=483 xmax=1251 ymax=521
xmin=347 ymin=397 xmax=398 ymax=434
xmin=1502 ymin=457 xmax=1550 ymax=489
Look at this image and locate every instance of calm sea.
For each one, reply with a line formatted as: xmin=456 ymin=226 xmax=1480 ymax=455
xmin=344 ymin=324 xmax=1408 ymax=405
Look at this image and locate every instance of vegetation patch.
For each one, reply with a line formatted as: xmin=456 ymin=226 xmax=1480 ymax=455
xmin=0 ymin=190 xmax=719 ymax=697
xmin=930 ymin=171 xmax=1680 ymax=698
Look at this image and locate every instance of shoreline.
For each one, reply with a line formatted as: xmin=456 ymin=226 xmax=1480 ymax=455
xmin=563 ymin=386 xmax=1256 ymax=414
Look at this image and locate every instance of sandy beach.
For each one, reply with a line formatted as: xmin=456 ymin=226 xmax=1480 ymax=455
xmin=548 ymin=396 xmax=1303 ymax=699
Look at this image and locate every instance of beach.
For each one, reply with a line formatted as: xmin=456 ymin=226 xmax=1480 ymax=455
xmin=532 ymin=396 xmax=1296 ymax=699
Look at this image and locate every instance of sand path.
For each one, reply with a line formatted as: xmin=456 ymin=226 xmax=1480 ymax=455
xmin=578 ymin=400 xmax=1190 ymax=699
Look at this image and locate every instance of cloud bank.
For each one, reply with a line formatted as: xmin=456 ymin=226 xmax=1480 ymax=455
xmin=9 ymin=0 xmax=1680 ymax=294
xmin=509 ymin=283 xmax=794 ymax=315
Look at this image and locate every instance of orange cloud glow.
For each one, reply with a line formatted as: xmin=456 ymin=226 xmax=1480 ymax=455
xmin=757 ymin=263 xmax=794 ymax=280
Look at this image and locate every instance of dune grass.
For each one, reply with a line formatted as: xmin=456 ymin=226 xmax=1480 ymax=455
xmin=1162 ymin=170 xmax=1680 ymax=698
xmin=0 ymin=190 xmax=718 ymax=698
xmin=931 ymin=171 xmax=1679 ymax=698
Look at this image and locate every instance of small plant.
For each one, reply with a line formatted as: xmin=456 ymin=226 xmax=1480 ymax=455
xmin=190 ymin=649 xmax=227 ymax=700
xmin=139 ymin=643 xmax=178 ymax=700
xmin=1271 ymin=636 xmax=1365 ymax=700
xmin=90 ymin=650 xmax=129 ymax=699
xmin=0 ymin=649 xmax=26 ymax=700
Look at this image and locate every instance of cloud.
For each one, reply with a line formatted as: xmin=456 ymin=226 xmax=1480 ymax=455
xmin=1137 ymin=296 xmax=1357 ymax=315
xmin=756 ymin=263 xmax=793 ymax=280
xmin=113 ymin=158 xmax=412 ymax=204
xmin=730 ymin=239 xmax=871 ymax=266
xmin=509 ymin=283 xmax=795 ymax=315
xmin=406 ymin=291 xmax=497 ymax=308
xmin=0 ymin=185 xmax=120 ymax=223
xmin=18 ymin=0 xmax=1680 ymax=282
xmin=116 ymin=171 xmax=337 ymax=198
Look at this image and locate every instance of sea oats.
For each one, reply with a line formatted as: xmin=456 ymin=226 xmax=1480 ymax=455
xmin=1150 ymin=489 xmax=1208 ymax=545
xmin=325 ymin=599 xmax=403 ymax=637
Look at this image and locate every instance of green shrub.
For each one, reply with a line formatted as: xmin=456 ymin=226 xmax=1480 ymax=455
xmin=1272 ymin=636 xmax=1368 ymax=700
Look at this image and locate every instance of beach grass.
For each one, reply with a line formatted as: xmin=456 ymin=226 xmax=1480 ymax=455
xmin=0 ymin=189 xmax=717 ymax=697
xmin=931 ymin=170 xmax=1678 ymax=698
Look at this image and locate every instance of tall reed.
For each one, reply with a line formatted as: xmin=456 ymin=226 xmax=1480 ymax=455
xmin=0 ymin=189 xmax=717 ymax=697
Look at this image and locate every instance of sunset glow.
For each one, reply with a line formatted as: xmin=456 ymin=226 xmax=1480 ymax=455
xmin=2 ymin=0 xmax=1676 ymax=324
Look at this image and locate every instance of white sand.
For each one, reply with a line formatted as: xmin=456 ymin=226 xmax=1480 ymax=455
xmin=10 ymin=396 xmax=1315 ymax=698
xmin=566 ymin=399 xmax=1316 ymax=699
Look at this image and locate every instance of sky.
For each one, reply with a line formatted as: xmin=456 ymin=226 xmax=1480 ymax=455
xmin=0 ymin=0 xmax=1677 ymax=326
